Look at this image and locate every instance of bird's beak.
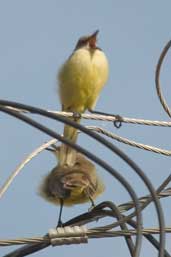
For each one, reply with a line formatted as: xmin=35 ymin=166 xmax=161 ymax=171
xmin=88 ymin=30 xmax=99 ymax=48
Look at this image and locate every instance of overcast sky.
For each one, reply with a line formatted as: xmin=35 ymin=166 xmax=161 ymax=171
xmin=1 ymin=1 xmax=171 ymax=257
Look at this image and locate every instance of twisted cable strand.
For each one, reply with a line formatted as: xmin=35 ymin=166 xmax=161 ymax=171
xmin=87 ymin=126 xmax=171 ymax=156
xmin=4 ymin=105 xmax=171 ymax=126
xmin=118 ymin=187 xmax=171 ymax=213
xmin=1 ymin=227 xmax=171 ymax=246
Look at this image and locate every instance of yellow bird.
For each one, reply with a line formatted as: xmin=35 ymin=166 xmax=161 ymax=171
xmin=58 ymin=30 xmax=109 ymax=167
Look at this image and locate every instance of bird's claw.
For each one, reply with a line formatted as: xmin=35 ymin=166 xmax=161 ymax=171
xmin=56 ymin=220 xmax=63 ymax=228
xmin=72 ymin=112 xmax=81 ymax=121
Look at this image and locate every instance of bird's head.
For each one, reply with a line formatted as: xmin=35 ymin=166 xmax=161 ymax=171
xmin=74 ymin=30 xmax=99 ymax=50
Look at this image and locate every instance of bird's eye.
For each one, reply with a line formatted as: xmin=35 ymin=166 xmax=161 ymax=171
xmin=75 ymin=37 xmax=89 ymax=50
xmin=78 ymin=39 xmax=87 ymax=46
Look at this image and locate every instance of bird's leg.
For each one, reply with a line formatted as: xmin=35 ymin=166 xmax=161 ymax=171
xmin=88 ymin=197 xmax=101 ymax=223
xmin=56 ymin=199 xmax=64 ymax=228
xmin=88 ymin=108 xmax=123 ymax=128
xmin=88 ymin=196 xmax=95 ymax=211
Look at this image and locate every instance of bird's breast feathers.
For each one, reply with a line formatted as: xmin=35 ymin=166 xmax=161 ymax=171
xmin=58 ymin=48 xmax=109 ymax=112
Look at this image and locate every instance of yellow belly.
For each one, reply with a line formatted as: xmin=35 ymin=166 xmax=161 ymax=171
xmin=58 ymin=48 xmax=109 ymax=112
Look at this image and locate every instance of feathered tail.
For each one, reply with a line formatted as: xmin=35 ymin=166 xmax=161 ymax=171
xmin=59 ymin=119 xmax=80 ymax=167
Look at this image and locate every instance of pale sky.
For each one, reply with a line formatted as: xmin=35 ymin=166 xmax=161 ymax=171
xmin=1 ymin=1 xmax=171 ymax=257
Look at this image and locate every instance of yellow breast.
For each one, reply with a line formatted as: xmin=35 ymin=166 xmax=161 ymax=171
xmin=58 ymin=47 xmax=109 ymax=112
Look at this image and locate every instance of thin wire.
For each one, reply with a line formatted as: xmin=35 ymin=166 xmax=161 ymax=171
xmin=119 ymin=174 xmax=171 ymax=213
xmin=5 ymin=105 xmax=171 ymax=126
xmin=92 ymin=201 xmax=135 ymax=256
xmin=155 ymin=40 xmax=171 ymax=118
xmin=1 ymin=227 xmax=171 ymax=247
xmin=87 ymin=126 xmax=171 ymax=156
xmin=2 ymin=242 xmax=50 ymax=257
xmin=0 ymin=105 xmax=143 ymax=257
xmin=65 ymin=174 xmax=171 ymax=226
xmin=91 ymin=175 xmax=171 ymax=232
xmin=0 ymin=139 xmax=57 ymax=199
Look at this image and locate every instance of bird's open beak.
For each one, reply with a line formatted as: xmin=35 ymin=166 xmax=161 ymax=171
xmin=88 ymin=30 xmax=99 ymax=48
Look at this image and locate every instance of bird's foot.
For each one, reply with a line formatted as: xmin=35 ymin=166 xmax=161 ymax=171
xmin=72 ymin=112 xmax=82 ymax=121
xmin=56 ymin=219 xmax=63 ymax=228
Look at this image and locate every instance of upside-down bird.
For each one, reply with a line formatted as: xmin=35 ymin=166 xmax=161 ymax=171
xmin=39 ymin=150 xmax=105 ymax=226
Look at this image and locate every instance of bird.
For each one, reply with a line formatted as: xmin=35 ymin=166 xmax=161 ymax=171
xmin=39 ymin=150 xmax=105 ymax=226
xmin=58 ymin=30 xmax=109 ymax=167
